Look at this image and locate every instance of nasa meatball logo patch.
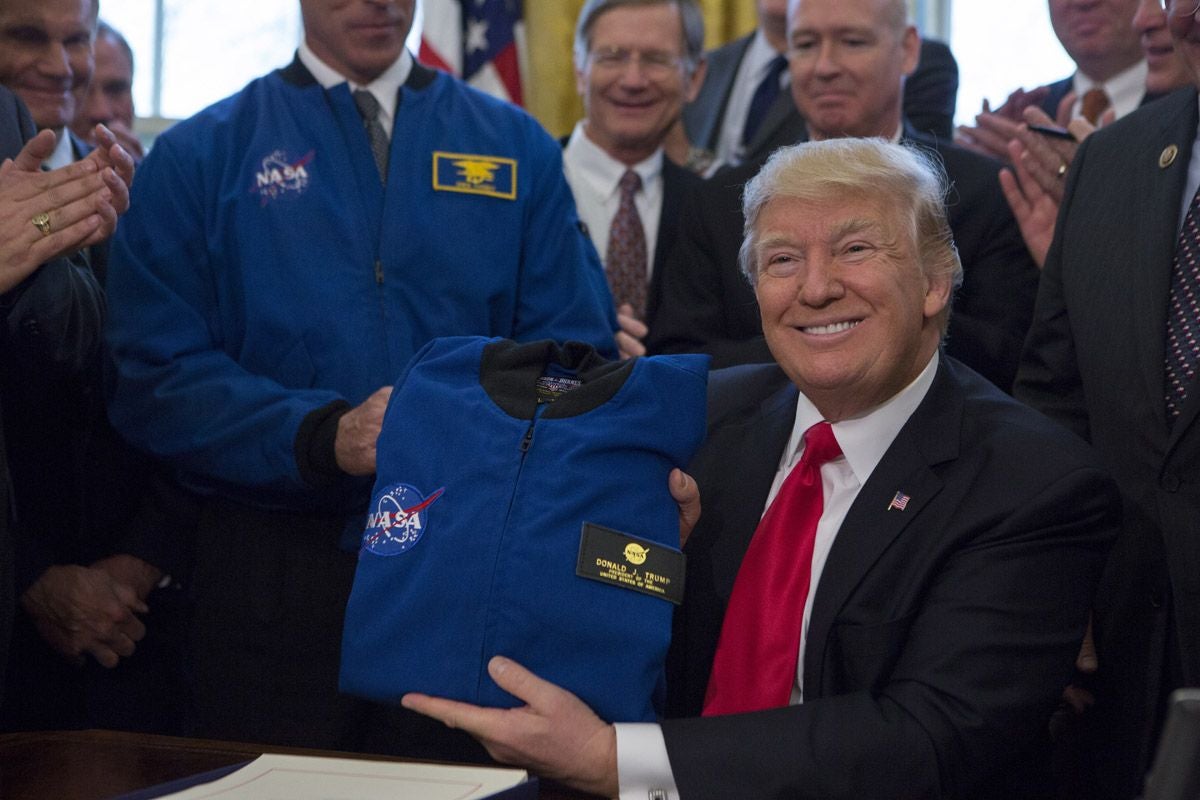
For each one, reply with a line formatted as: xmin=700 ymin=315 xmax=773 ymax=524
xmin=250 ymin=149 xmax=314 ymax=204
xmin=361 ymin=483 xmax=445 ymax=556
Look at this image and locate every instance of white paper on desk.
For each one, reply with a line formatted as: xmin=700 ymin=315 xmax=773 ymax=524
xmin=155 ymin=753 xmax=528 ymax=800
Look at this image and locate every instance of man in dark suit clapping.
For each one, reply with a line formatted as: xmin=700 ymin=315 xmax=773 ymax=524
xmin=1016 ymin=2 xmax=1200 ymax=796
xmin=0 ymin=84 xmax=132 ymax=707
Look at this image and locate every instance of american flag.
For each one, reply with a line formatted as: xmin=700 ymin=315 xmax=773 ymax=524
xmin=886 ymin=491 xmax=910 ymax=512
xmin=418 ymin=0 xmax=525 ymax=107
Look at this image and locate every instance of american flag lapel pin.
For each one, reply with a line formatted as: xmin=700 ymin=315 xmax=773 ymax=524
xmin=886 ymin=491 xmax=910 ymax=511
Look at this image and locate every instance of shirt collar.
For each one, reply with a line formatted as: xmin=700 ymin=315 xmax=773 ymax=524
xmin=1072 ymin=59 xmax=1148 ymax=120
xmin=747 ymin=28 xmax=786 ymax=84
xmin=785 ymin=351 xmax=939 ymax=485
xmin=297 ymin=40 xmax=412 ymax=122
xmin=565 ymin=120 xmax=663 ymax=198
xmin=44 ymin=127 xmax=75 ymax=169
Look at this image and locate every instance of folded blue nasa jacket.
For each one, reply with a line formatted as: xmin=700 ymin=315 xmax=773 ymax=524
xmin=339 ymin=336 xmax=708 ymax=722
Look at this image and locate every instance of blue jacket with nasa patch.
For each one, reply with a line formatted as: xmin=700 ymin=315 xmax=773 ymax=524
xmin=340 ymin=337 xmax=708 ymax=723
xmin=104 ymin=57 xmax=617 ymax=511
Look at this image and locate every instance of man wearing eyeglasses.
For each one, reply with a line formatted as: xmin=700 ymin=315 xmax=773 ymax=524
xmin=1016 ymin=3 xmax=1200 ymax=798
xmin=563 ymin=0 xmax=706 ymax=358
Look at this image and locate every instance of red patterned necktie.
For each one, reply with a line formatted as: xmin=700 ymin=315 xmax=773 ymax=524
xmin=605 ymin=169 xmax=648 ymax=317
xmin=703 ymin=421 xmax=843 ymax=716
xmin=1165 ymin=187 xmax=1200 ymax=420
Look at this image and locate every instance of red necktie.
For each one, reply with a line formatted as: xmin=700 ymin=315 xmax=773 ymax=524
xmin=702 ymin=421 xmax=842 ymax=716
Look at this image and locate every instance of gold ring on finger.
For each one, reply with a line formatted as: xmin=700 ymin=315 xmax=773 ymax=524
xmin=31 ymin=211 xmax=51 ymax=236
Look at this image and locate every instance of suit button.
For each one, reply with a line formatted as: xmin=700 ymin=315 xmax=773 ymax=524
xmin=1162 ymin=473 xmax=1181 ymax=492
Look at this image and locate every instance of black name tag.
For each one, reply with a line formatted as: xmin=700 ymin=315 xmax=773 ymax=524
xmin=576 ymin=522 xmax=685 ymax=605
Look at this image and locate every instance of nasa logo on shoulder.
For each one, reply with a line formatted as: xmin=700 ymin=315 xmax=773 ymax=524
xmin=361 ymin=483 xmax=445 ymax=556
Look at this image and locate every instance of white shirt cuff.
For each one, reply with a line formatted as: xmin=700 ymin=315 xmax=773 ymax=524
xmin=615 ymin=722 xmax=679 ymax=800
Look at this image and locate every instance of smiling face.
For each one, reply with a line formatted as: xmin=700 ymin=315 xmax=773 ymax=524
xmin=1048 ymin=0 xmax=1143 ymax=80
xmin=0 ymin=0 xmax=95 ymax=131
xmin=1167 ymin=0 xmax=1200 ymax=86
xmin=752 ymin=193 xmax=950 ymax=420
xmin=299 ymin=0 xmax=415 ymax=85
xmin=71 ymin=29 xmax=134 ymax=138
xmin=1135 ymin=0 xmax=1190 ymax=93
xmin=785 ymin=0 xmax=919 ymax=141
xmin=576 ymin=2 xmax=702 ymax=165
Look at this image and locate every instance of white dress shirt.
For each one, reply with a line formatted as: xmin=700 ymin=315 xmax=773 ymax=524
xmin=297 ymin=40 xmax=413 ymax=138
xmin=1069 ymin=60 xmax=1148 ymax=123
xmin=1178 ymin=96 xmax=1200 ymax=233
xmin=44 ymin=127 xmax=75 ymax=169
xmin=615 ymin=353 xmax=940 ymax=800
xmin=712 ymin=29 xmax=786 ymax=171
xmin=562 ymin=121 xmax=664 ymax=276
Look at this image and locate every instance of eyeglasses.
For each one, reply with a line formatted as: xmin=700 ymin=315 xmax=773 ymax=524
xmin=1162 ymin=0 xmax=1200 ymax=16
xmin=588 ymin=47 xmax=685 ymax=77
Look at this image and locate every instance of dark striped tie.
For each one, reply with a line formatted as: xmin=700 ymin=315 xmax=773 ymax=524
xmin=742 ymin=55 xmax=788 ymax=148
xmin=1165 ymin=187 xmax=1200 ymax=420
xmin=353 ymin=89 xmax=389 ymax=183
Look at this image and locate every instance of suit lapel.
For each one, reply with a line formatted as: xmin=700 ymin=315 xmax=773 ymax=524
xmin=654 ymin=161 xmax=685 ymax=277
xmin=709 ymin=378 xmax=798 ymax=602
xmin=647 ymin=160 xmax=685 ymax=328
xmin=745 ymin=90 xmax=802 ymax=157
xmin=685 ymin=35 xmax=752 ymax=152
xmin=802 ymin=359 xmax=960 ymax=691
xmin=1 ymin=86 xmax=36 ymax=157
xmin=1130 ymin=90 xmax=1198 ymax=441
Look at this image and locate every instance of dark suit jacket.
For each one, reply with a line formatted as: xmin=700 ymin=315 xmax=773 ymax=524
xmin=683 ymin=36 xmax=958 ymax=165
xmin=646 ymin=126 xmax=1041 ymax=392
xmin=1015 ymin=85 xmax=1200 ymax=800
xmin=646 ymin=157 xmax=701 ymax=336
xmin=0 ymin=85 xmax=107 ymax=711
xmin=0 ymin=84 xmax=26 ymax=705
xmin=662 ymin=356 xmax=1119 ymax=800
xmin=1038 ymin=76 xmax=1075 ymax=120
xmin=67 ymin=130 xmax=110 ymax=285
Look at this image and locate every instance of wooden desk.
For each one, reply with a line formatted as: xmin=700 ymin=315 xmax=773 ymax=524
xmin=0 ymin=729 xmax=598 ymax=799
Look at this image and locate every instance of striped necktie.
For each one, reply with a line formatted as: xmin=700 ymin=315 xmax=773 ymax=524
xmin=353 ymin=89 xmax=389 ymax=183
xmin=1165 ymin=186 xmax=1200 ymax=421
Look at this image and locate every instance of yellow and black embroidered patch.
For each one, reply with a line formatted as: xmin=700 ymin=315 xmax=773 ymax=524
xmin=432 ymin=152 xmax=517 ymax=199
